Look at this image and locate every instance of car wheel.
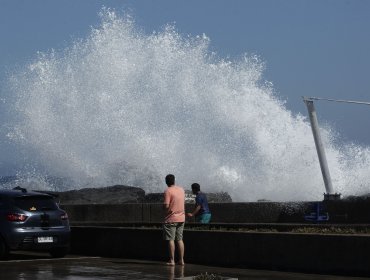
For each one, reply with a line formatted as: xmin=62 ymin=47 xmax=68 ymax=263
xmin=49 ymin=247 xmax=68 ymax=258
xmin=0 ymin=238 xmax=9 ymax=260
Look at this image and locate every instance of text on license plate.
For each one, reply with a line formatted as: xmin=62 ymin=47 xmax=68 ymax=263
xmin=37 ymin=236 xmax=53 ymax=243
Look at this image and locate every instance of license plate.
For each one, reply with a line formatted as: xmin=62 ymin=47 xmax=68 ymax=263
xmin=37 ymin=236 xmax=53 ymax=243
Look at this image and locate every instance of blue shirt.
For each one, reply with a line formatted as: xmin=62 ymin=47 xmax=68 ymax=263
xmin=195 ymin=192 xmax=211 ymax=216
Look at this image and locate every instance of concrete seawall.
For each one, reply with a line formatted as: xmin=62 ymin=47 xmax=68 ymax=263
xmin=70 ymin=226 xmax=370 ymax=276
xmin=62 ymin=200 xmax=370 ymax=224
xmin=64 ymin=201 xmax=370 ymax=276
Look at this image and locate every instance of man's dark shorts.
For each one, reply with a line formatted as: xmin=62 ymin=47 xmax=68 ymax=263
xmin=163 ymin=222 xmax=185 ymax=241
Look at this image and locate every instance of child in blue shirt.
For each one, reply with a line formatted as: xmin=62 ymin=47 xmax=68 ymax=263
xmin=187 ymin=183 xmax=211 ymax=223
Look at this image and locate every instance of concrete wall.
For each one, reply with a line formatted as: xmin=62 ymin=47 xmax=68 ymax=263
xmin=66 ymin=201 xmax=370 ymax=276
xmin=70 ymin=226 xmax=370 ymax=276
xmin=62 ymin=200 xmax=370 ymax=224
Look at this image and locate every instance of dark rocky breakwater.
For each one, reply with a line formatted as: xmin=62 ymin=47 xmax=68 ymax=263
xmin=41 ymin=185 xmax=232 ymax=204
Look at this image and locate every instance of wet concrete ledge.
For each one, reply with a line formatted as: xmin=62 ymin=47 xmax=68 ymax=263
xmin=70 ymin=226 xmax=370 ymax=277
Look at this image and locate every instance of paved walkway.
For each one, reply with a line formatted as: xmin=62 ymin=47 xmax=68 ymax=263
xmin=0 ymin=252 xmax=368 ymax=280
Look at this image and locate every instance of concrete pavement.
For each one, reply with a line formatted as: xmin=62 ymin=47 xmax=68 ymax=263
xmin=0 ymin=252 xmax=369 ymax=280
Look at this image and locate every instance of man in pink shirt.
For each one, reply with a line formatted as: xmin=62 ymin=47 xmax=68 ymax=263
xmin=163 ymin=174 xmax=185 ymax=266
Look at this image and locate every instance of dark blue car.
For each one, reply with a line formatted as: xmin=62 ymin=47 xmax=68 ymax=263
xmin=0 ymin=187 xmax=70 ymax=259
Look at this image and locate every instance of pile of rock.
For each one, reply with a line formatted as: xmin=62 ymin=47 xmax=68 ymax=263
xmin=43 ymin=185 xmax=232 ymax=204
xmin=46 ymin=185 xmax=145 ymax=204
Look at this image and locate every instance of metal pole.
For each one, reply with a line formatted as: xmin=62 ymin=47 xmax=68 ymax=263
xmin=303 ymin=98 xmax=335 ymax=197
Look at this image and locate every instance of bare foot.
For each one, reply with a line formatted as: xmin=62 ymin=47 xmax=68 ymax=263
xmin=177 ymin=261 xmax=185 ymax=266
xmin=166 ymin=261 xmax=175 ymax=266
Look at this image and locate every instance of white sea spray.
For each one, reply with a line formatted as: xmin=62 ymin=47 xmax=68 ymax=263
xmin=6 ymin=8 xmax=370 ymax=201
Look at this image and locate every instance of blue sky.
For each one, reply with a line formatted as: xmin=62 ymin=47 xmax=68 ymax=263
xmin=1 ymin=0 xmax=370 ymax=175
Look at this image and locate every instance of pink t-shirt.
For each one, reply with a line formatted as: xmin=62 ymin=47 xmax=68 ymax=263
xmin=164 ymin=185 xmax=185 ymax=223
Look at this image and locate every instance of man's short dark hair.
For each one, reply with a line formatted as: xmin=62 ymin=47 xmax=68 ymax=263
xmin=191 ymin=183 xmax=200 ymax=192
xmin=165 ymin=174 xmax=175 ymax=186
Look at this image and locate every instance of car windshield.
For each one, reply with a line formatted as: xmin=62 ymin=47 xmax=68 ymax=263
xmin=13 ymin=195 xmax=58 ymax=211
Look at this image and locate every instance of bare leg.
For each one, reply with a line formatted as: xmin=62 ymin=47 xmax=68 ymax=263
xmin=167 ymin=240 xmax=175 ymax=265
xmin=177 ymin=240 xmax=185 ymax=265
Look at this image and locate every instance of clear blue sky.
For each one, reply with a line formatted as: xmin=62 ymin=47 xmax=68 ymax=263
xmin=1 ymin=0 xmax=370 ymax=175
